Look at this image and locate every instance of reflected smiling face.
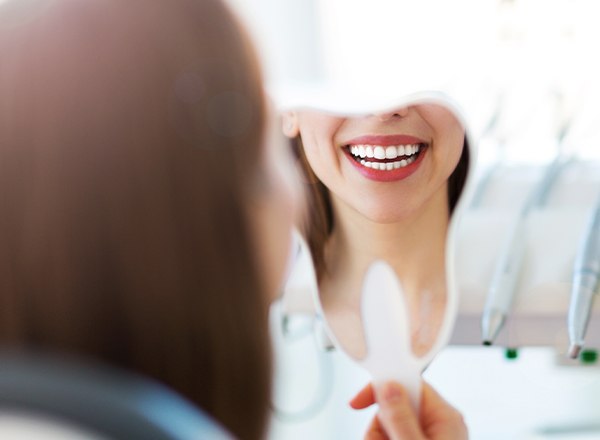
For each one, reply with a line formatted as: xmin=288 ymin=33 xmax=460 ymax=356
xmin=284 ymin=104 xmax=465 ymax=223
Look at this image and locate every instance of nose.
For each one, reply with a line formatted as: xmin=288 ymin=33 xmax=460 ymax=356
xmin=373 ymin=106 xmax=410 ymax=121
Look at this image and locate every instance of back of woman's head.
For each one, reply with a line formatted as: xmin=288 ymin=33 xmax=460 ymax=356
xmin=0 ymin=1 xmax=270 ymax=438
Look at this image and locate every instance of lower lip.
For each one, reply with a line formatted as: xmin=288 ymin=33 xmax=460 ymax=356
xmin=344 ymin=147 xmax=427 ymax=182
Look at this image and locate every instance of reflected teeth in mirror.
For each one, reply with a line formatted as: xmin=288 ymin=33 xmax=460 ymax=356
xmin=359 ymin=155 xmax=416 ymax=171
xmin=349 ymin=143 xmax=421 ymax=160
xmin=373 ymin=146 xmax=386 ymax=159
xmin=385 ymin=146 xmax=397 ymax=159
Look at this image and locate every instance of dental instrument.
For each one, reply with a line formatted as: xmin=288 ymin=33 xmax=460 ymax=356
xmin=567 ymin=198 xmax=600 ymax=358
xmin=481 ymin=156 xmax=570 ymax=345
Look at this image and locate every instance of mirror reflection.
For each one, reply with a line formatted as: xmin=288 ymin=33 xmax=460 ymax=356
xmin=282 ymin=101 xmax=470 ymax=360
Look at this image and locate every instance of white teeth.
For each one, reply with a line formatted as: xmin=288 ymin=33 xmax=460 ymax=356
xmin=348 ymin=143 xmax=423 ymax=172
xmin=385 ymin=146 xmax=398 ymax=159
xmin=355 ymin=154 xmax=417 ymax=171
xmin=373 ymin=146 xmax=386 ymax=159
xmin=349 ymin=143 xmax=422 ymax=159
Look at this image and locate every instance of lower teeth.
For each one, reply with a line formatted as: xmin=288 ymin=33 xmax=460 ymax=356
xmin=358 ymin=155 xmax=417 ymax=170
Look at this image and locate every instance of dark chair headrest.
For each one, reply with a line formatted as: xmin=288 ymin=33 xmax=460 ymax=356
xmin=0 ymin=352 xmax=234 ymax=440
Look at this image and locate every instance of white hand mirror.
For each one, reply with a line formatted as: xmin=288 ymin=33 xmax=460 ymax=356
xmin=282 ymin=93 xmax=474 ymax=410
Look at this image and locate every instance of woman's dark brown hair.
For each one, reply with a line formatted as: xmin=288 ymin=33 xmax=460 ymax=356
xmin=0 ymin=1 xmax=270 ymax=439
xmin=292 ymin=135 xmax=470 ymax=281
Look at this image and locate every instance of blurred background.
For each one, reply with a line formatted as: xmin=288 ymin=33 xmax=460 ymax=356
xmin=228 ymin=1 xmax=600 ymax=439
xmin=230 ymin=0 xmax=600 ymax=162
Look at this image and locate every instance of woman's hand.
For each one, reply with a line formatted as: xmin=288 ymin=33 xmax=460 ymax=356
xmin=350 ymin=381 xmax=468 ymax=440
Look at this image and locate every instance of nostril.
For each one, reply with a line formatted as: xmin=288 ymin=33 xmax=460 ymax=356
xmin=374 ymin=107 xmax=409 ymax=121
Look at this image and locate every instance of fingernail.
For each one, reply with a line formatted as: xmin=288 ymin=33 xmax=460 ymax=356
xmin=379 ymin=382 xmax=402 ymax=404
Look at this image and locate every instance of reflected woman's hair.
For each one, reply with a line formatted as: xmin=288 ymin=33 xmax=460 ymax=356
xmin=292 ymin=134 xmax=470 ymax=281
xmin=0 ymin=1 xmax=270 ymax=439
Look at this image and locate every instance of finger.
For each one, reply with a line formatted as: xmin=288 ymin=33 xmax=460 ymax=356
xmin=421 ymin=381 xmax=460 ymax=420
xmin=364 ymin=415 xmax=388 ymax=440
xmin=350 ymin=383 xmax=375 ymax=409
xmin=374 ymin=382 xmax=425 ymax=440
xmin=421 ymin=382 xmax=468 ymax=440
xmin=421 ymin=381 xmax=448 ymax=406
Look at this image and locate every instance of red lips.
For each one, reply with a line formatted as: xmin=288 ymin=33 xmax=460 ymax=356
xmin=344 ymin=144 xmax=428 ymax=182
xmin=343 ymin=141 xmax=427 ymax=182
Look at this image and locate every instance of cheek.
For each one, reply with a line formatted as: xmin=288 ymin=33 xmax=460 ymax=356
xmin=432 ymin=123 xmax=465 ymax=181
xmin=264 ymin=213 xmax=292 ymax=298
xmin=252 ymin=160 xmax=302 ymax=301
xmin=444 ymin=131 xmax=465 ymax=177
xmin=418 ymin=106 xmax=465 ymax=169
xmin=297 ymin=114 xmax=345 ymax=181
xmin=303 ymin=144 xmax=329 ymax=180
xmin=301 ymin=135 xmax=343 ymax=196
xmin=251 ymin=190 xmax=294 ymax=301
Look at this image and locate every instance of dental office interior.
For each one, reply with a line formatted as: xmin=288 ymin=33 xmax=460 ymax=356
xmin=229 ymin=0 xmax=600 ymax=439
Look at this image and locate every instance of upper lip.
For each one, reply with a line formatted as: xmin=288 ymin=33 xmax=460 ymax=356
xmin=343 ymin=134 xmax=428 ymax=147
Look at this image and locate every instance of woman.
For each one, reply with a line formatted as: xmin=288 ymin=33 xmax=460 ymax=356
xmin=0 ymin=1 xmax=295 ymax=438
xmin=278 ymin=103 xmax=470 ymax=439
xmin=0 ymin=0 xmax=464 ymax=438
xmin=282 ymin=104 xmax=470 ymax=359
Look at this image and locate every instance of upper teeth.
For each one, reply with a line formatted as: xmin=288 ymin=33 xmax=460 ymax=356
xmin=349 ymin=144 xmax=421 ymax=159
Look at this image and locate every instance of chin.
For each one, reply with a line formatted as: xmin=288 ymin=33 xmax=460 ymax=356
xmin=357 ymin=203 xmax=420 ymax=224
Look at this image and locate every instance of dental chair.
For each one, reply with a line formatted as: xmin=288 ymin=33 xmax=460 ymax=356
xmin=0 ymin=353 xmax=233 ymax=439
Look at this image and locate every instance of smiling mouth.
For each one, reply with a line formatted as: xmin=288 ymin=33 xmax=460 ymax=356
xmin=344 ymin=143 xmax=427 ymax=170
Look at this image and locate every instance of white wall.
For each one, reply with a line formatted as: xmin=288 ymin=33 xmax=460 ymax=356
xmin=229 ymin=0 xmax=600 ymax=161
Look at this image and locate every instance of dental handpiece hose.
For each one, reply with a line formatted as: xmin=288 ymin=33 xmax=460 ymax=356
xmin=481 ymin=212 xmax=527 ymax=345
xmin=481 ymin=157 xmax=569 ymax=345
xmin=568 ymin=199 xmax=600 ymax=359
